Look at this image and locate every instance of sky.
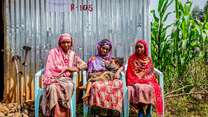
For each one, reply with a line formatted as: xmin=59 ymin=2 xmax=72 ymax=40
xmin=150 ymin=0 xmax=208 ymax=10
xmin=149 ymin=0 xmax=208 ymax=35
xmin=149 ymin=0 xmax=207 ymax=23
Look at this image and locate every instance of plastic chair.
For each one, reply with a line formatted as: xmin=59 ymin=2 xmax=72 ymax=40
xmin=34 ymin=68 xmax=78 ymax=117
xmin=124 ymin=68 xmax=164 ymax=117
xmin=82 ymin=71 xmax=128 ymax=117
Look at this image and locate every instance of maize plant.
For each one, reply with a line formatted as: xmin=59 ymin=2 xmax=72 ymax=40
xmin=151 ymin=0 xmax=208 ymax=91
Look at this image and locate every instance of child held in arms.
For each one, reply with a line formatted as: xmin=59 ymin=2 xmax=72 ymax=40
xmin=81 ymin=57 xmax=124 ymax=103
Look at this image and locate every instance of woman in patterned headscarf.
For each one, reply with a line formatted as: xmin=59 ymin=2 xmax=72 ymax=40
xmin=126 ymin=40 xmax=163 ymax=117
xmin=84 ymin=39 xmax=124 ymax=114
xmin=42 ymin=33 xmax=87 ymax=117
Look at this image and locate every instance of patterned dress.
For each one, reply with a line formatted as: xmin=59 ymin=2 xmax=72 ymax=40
xmin=87 ymin=55 xmax=123 ymax=112
xmin=41 ymin=47 xmax=86 ymax=116
xmin=126 ymin=40 xmax=163 ymax=116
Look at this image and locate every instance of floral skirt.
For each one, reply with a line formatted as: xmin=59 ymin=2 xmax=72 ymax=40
xmin=89 ymin=79 xmax=123 ymax=112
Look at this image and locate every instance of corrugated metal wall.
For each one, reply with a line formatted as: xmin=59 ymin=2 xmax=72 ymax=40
xmin=4 ymin=0 xmax=150 ymax=102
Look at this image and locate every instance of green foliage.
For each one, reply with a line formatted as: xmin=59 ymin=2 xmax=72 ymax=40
xmin=184 ymin=58 xmax=208 ymax=90
xmin=151 ymin=0 xmax=173 ymax=71
xmin=151 ymin=0 xmax=208 ymax=92
xmin=203 ymin=1 xmax=208 ymax=21
xmin=151 ymin=0 xmax=208 ymax=115
xmin=173 ymin=0 xmax=200 ymax=79
xmin=165 ymin=96 xmax=208 ymax=117
xmin=151 ymin=0 xmax=175 ymax=91
xmin=192 ymin=6 xmax=204 ymax=21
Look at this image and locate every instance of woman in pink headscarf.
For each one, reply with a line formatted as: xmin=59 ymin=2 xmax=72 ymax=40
xmin=126 ymin=40 xmax=163 ymax=117
xmin=42 ymin=33 xmax=87 ymax=117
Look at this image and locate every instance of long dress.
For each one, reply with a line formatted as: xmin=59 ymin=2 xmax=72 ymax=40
xmin=126 ymin=53 xmax=163 ymax=116
xmin=87 ymin=55 xmax=123 ymax=112
xmin=41 ymin=47 xmax=85 ymax=116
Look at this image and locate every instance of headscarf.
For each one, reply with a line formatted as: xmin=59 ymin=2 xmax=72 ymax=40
xmin=44 ymin=33 xmax=76 ymax=85
xmin=136 ymin=40 xmax=148 ymax=56
xmin=58 ymin=33 xmax=73 ymax=46
xmin=96 ymin=39 xmax=112 ymax=60
xmin=126 ymin=40 xmax=163 ymax=116
xmin=87 ymin=39 xmax=112 ymax=73
xmin=127 ymin=40 xmax=154 ymax=84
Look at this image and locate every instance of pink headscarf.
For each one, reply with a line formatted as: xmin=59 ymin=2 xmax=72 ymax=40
xmin=58 ymin=33 xmax=73 ymax=46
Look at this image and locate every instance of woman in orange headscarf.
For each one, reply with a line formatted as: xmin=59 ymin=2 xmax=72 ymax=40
xmin=126 ymin=40 xmax=163 ymax=117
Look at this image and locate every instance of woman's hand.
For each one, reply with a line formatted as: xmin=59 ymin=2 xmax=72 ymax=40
xmin=135 ymin=71 xmax=145 ymax=78
xmin=66 ymin=67 xmax=79 ymax=72
xmin=77 ymin=63 xmax=87 ymax=70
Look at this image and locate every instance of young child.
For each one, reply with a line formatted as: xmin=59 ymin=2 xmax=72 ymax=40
xmin=82 ymin=57 xmax=124 ymax=103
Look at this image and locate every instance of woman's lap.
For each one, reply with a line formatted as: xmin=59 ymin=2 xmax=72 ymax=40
xmin=128 ymin=83 xmax=155 ymax=106
xmin=41 ymin=78 xmax=74 ymax=116
xmin=88 ymin=79 xmax=123 ymax=112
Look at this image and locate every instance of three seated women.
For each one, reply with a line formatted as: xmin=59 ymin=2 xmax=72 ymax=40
xmin=41 ymin=34 xmax=163 ymax=117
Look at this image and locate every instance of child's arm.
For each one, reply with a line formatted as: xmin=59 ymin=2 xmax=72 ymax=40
xmin=114 ymin=66 xmax=124 ymax=79
xmin=88 ymin=72 xmax=103 ymax=77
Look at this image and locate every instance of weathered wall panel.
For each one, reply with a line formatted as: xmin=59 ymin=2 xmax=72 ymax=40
xmin=4 ymin=0 xmax=150 ymax=102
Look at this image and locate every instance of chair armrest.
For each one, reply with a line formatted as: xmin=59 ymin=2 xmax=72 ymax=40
xmin=82 ymin=70 xmax=88 ymax=117
xmin=35 ymin=68 xmax=44 ymax=91
xmin=82 ymin=70 xmax=87 ymax=85
xmin=72 ymin=72 xmax=78 ymax=84
xmin=154 ymin=68 xmax=164 ymax=90
xmin=120 ymin=72 xmax=127 ymax=91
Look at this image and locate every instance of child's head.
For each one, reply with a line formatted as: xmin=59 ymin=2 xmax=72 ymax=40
xmin=111 ymin=57 xmax=124 ymax=67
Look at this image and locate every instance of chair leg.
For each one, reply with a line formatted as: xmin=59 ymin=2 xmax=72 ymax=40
xmin=35 ymin=92 xmax=41 ymax=117
xmin=83 ymin=103 xmax=89 ymax=117
xmin=83 ymin=71 xmax=89 ymax=117
xmin=70 ymin=99 xmax=74 ymax=117
xmin=120 ymin=110 xmax=123 ymax=117
xmin=71 ymin=86 xmax=76 ymax=117
xmin=124 ymin=88 xmax=129 ymax=117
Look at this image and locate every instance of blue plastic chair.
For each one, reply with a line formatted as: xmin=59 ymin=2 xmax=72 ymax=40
xmin=34 ymin=68 xmax=78 ymax=117
xmin=82 ymin=71 xmax=128 ymax=117
xmin=123 ymin=68 xmax=164 ymax=117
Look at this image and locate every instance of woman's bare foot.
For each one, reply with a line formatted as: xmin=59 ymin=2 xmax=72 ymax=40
xmin=130 ymin=105 xmax=138 ymax=113
xmin=143 ymin=105 xmax=148 ymax=115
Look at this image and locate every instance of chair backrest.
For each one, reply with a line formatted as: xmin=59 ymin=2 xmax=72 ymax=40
xmin=154 ymin=68 xmax=164 ymax=117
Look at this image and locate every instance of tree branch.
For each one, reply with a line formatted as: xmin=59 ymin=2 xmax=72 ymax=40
xmin=165 ymin=92 xmax=207 ymax=98
xmin=165 ymin=85 xmax=193 ymax=96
